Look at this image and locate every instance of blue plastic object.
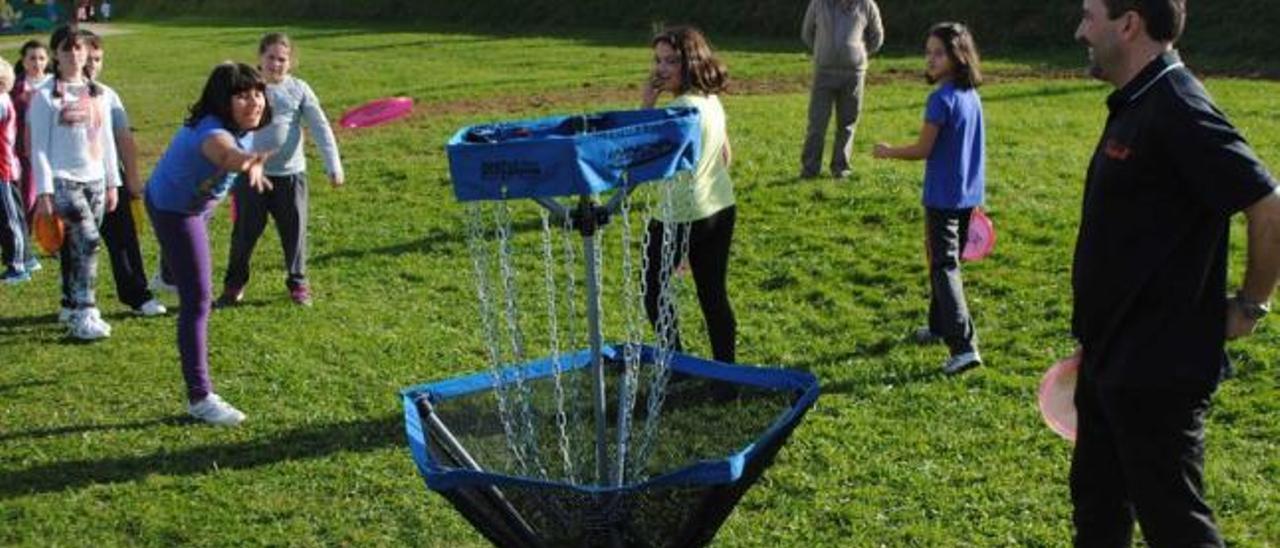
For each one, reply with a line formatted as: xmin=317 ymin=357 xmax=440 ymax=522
xmin=446 ymin=108 xmax=701 ymax=202
xmin=401 ymin=346 xmax=819 ymax=547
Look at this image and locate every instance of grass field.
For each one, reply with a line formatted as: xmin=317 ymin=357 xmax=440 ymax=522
xmin=1 ymin=19 xmax=1278 ymax=546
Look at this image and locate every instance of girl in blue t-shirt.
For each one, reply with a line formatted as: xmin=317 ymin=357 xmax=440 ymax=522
xmin=146 ymin=62 xmax=273 ymax=426
xmin=873 ymin=22 xmax=986 ymax=375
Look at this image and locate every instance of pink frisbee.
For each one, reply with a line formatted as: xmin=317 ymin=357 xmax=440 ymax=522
xmin=962 ymin=207 xmax=995 ymax=262
xmin=1038 ymin=353 xmax=1080 ymax=442
xmin=340 ymin=97 xmax=415 ymax=129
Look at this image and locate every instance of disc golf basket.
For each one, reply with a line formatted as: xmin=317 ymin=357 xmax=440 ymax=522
xmin=402 ymin=107 xmax=820 ymax=547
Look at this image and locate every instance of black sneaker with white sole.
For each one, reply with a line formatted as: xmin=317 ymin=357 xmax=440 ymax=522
xmin=942 ymin=351 xmax=982 ymax=376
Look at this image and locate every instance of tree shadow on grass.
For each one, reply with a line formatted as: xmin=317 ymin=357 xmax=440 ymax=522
xmin=0 ymin=414 xmax=404 ymax=500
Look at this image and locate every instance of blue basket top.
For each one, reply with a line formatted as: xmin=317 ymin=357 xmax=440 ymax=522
xmin=446 ymin=107 xmax=701 ymax=202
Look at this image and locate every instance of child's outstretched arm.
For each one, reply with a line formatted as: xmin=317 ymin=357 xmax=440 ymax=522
xmin=201 ymin=133 xmax=273 ymax=193
xmin=300 ymin=81 xmax=344 ymax=187
xmin=873 ymin=122 xmax=940 ymax=161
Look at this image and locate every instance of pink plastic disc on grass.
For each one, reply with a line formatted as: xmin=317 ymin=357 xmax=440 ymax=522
xmin=1038 ymin=353 xmax=1080 ymax=442
xmin=340 ymin=97 xmax=414 ymax=129
xmin=962 ymin=207 xmax=995 ymax=262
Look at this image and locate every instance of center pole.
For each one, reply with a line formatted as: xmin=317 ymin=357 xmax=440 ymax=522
xmin=583 ymin=230 xmax=609 ymax=486
xmin=538 ymin=192 xmax=633 ymax=489
xmin=576 ymin=196 xmax=610 ymax=488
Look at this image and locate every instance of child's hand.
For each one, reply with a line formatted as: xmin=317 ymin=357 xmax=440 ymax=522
xmin=873 ymin=143 xmax=893 ymax=159
xmin=36 ymin=194 xmax=54 ymax=218
xmin=675 ymin=258 xmax=690 ymax=277
xmin=641 ymin=71 xmax=662 ymax=108
xmin=329 ymin=172 xmax=344 ymax=187
xmin=246 ymin=158 xmax=273 ymax=194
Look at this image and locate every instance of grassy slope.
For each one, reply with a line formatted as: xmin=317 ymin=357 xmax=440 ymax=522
xmin=0 ymin=20 xmax=1277 ymax=546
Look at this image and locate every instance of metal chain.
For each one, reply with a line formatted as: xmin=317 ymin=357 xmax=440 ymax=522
xmin=631 ymin=175 xmax=691 ymax=478
xmin=465 ymin=203 xmax=527 ymax=474
xmin=494 ymin=201 xmax=547 ymax=479
xmin=616 ymin=180 xmax=643 ymax=485
xmin=560 ymin=207 xmax=588 ymax=474
xmin=540 ymin=208 xmax=577 ymax=484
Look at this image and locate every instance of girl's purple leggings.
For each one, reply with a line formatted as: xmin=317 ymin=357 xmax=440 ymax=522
xmin=147 ymin=200 xmax=215 ymax=403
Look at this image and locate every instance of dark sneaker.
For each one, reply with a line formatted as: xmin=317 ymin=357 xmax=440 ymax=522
xmin=2 ymin=268 xmax=31 ymax=285
xmin=289 ymin=285 xmax=312 ymax=306
xmin=913 ymin=327 xmax=943 ymax=345
xmin=213 ymin=286 xmax=244 ymax=309
xmin=942 ymin=351 xmax=982 ymax=376
xmin=148 ymin=272 xmax=177 ymax=294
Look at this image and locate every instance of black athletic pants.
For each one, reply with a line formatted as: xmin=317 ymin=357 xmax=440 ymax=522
xmin=643 ymin=205 xmax=736 ymax=364
xmin=1070 ymin=375 xmax=1223 ymax=547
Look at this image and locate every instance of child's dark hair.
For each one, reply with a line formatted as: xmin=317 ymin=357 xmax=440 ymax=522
xmin=78 ymin=28 xmax=102 ymax=50
xmin=14 ymin=39 xmax=49 ymax=82
xmin=928 ymin=22 xmax=983 ymax=89
xmin=258 ymin=32 xmax=292 ymax=54
xmin=651 ymin=25 xmax=728 ymax=95
xmin=185 ymin=62 xmax=273 ymax=134
xmin=48 ymin=25 xmax=100 ymax=98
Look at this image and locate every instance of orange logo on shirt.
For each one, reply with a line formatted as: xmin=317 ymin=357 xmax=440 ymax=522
xmin=1103 ymin=139 xmax=1132 ymax=161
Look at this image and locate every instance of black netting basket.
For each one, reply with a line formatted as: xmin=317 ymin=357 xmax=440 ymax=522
xmin=402 ymin=345 xmax=819 ymax=547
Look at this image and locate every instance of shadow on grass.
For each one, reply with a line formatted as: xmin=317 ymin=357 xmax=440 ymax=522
xmin=0 ymin=379 xmax=57 ymax=396
xmin=0 ymin=417 xmax=189 ymax=443
xmin=821 ymin=368 xmax=944 ymax=396
xmin=119 ymin=16 xmax=1280 ymax=77
xmin=311 ymin=216 xmax=558 ymax=266
xmin=0 ymin=312 xmax=60 ymax=330
xmin=0 ymin=414 xmax=404 ymax=500
xmin=311 ymin=227 xmax=462 ymax=266
xmin=789 ymin=336 xmax=954 ymax=396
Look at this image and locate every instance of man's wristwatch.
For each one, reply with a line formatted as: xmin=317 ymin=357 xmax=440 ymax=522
xmin=1233 ymin=293 xmax=1271 ymax=321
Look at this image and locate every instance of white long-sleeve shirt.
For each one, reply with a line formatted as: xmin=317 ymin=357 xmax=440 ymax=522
xmin=253 ymin=75 xmax=343 ymax=179
xmin=28 ymin=79 xmax=120 ymax=194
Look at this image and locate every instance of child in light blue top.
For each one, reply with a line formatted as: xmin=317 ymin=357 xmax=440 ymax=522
xmin=873 ymin=22 xmax=987 ymax=375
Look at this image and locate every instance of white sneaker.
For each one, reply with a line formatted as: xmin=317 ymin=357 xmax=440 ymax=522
xmin=85 ymin=307 xmax=112 ymax=336
xmin=149 ymin=272 xmax=177 ymax=294
xmin=134 ymin=298 xmax=167 ymax=317
xmin=68 ymin=310 xmax=110 ymax=341
xmin=188 ymin=394 xmax=246 ymax=426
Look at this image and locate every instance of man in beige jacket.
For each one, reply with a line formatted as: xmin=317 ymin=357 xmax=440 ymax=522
xmin=800 ymin=0 xmax=883 ymax=179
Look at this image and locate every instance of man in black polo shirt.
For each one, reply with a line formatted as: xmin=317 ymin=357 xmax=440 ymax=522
xmin=1070 ymin=0 xmax=1280 ymax=545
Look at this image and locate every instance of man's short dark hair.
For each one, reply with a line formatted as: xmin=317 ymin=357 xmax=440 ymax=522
xmin=1103 ymin=0 xmax=1186 ymax=42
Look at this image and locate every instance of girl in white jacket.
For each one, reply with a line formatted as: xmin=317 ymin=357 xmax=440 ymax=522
xmin=31 ymin=26 xmax=120 ymax=340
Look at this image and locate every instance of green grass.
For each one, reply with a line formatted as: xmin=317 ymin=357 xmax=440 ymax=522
xmin=2 ymin=19 xmax=1279 ymax=546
